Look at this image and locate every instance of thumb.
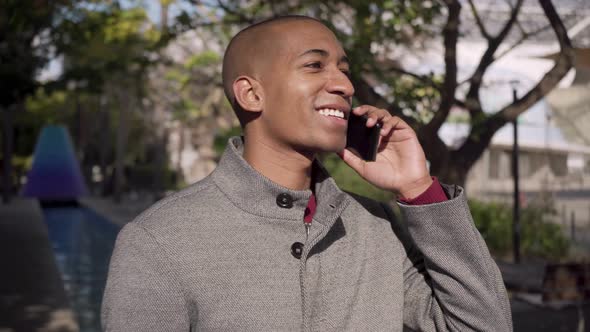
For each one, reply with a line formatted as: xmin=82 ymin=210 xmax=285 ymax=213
xmin=338 ymin=149 xmax=366 ymax=176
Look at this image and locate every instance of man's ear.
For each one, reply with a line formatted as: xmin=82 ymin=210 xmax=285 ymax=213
xmin=233 ymin=76 xmax=264 ymax=112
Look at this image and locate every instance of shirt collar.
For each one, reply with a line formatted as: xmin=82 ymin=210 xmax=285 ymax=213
xmin=211 ymin=137 xmax=350 ymax=224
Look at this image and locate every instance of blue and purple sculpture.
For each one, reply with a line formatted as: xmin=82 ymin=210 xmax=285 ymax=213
xmin=22 ymin=125 xmax=88 ymax=200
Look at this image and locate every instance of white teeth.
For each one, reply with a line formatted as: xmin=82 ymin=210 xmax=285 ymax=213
xmin=318 ymin=108 xmax=344 ymax=119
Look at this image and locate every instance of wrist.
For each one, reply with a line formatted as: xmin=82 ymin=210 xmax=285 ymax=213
xmin=397 ymin=176 xmax=433 ymax=200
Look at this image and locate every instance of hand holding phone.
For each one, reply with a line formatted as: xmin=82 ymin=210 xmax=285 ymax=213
xmin=345 ymin=112 xmax=381 ymax=161
xmin=340 ymin=105 xmax=432 ymax=198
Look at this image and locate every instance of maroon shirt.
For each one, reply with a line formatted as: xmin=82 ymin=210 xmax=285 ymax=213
xmin=305 ymin=177 xmax=447 ymax=223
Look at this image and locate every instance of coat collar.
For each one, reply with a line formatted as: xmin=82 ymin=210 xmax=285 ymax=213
xmin=211 ymin=137 xmax=350 ymax=225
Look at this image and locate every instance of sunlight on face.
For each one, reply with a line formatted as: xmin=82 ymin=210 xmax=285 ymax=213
xmin=256 ymin=20 xmax=354 ymax=156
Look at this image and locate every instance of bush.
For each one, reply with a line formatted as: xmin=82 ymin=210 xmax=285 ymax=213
xmin=469 ymin=199 xmax=569 ymax=260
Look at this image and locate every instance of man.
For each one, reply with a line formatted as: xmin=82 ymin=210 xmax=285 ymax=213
xmin=102 ymin=16 xmax=512 ymax=331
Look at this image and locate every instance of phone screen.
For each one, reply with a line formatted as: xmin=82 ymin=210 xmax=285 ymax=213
xmin=345 ymin=113 xmax=381 ymax=161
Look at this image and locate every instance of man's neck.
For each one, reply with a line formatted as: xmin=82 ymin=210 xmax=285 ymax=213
xmin=243 ymin=137 xmax=314 ymax=191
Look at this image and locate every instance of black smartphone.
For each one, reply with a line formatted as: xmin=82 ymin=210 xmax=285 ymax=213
xmin=345 ymin=112 xmax=381 ymax=161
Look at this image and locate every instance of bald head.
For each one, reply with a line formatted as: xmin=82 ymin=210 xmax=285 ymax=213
xmin=222 ymin=16 xmax=330 ymax=123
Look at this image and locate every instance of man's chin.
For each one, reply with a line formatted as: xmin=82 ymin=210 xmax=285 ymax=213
xmin=294 ymin=136 xmax=346 ymax=155
xmin=315 ymin=140 xmax=346 ymax=154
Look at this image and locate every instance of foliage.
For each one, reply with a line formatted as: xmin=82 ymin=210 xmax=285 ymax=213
xmin=163 ymin=49 xmax=225 ymax=121
xmin=54 ymin=3 xmax=164 ymax=93
xmin=210 ymin=0 xmax=443 ymax=117
xmin=319 ymin=0 xmax=444 ymax=120
xmin=5 ymin=0 xmax=575 ymax=197
xmin=0 ymin=0 xmax=71 ymax=107
xmin=469 ymin=199 xmax=569 ymax=260
xmin=207 ymin=0 xmax=574 ymax=188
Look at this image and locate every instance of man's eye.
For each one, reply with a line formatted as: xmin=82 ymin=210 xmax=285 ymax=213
xmin=305 ymin=62 xmax=323 ymax=69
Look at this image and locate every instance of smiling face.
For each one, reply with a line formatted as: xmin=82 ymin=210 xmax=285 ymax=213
xmin=249 ymin=19 xmax=355 ymax=155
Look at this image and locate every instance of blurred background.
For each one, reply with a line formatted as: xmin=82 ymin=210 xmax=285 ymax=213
xmin=1 ymin=0 xmax=589 ymax=331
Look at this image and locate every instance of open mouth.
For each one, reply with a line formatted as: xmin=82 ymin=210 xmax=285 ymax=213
xmin=317 ymin=108 xmax=346 ymax=120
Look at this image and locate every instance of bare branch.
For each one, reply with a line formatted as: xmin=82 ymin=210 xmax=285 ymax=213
xmin=453 ymin=98 xmax=468 ymax=109
xmin=352 ymin=76 xmax=418 ymax=127
xmin=464 ymin=0 xmax=523 ymax=116
xmin=494 ymin=23 xmax=553 ymax=61
xmin=387 ymin=67 xmax=441 ymax=89
xmin=423 ymin=0 xmax=460 ymax=134
xmin=457 ymin=0 xmax=574 ymax=171
xmin=504 ymin=0 xmax=527 ymax=35
xmin=215 ymin=0 xmax=256 ymax=24
xmin=498 ymin=0 xmax=574 ymax=121
xmin=467 ymin=0 xmax=491 ymax=40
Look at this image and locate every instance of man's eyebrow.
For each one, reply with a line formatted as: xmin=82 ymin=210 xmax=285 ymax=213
xmin=298 ymin=49 xmax=329 ymax=58
xmin=298 ymin=49 xmax=350 ymax=65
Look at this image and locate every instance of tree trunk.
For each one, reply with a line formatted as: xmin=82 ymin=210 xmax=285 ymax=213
xmin=2 ymin=105 xmax=14 ymax=204
xmin=176 ymin=123 xmax=184 ymax=183
xmin=113 ymin=85 xmax=130 ymax=204
xmin=435 ymin=151 xmax=475 ymax=189
xmin=99 ymin=96 xmax=111 ymax=197
xmin=153 ymin=131 xmax=168 ymax=201
xmin=439 ymin=165 xmax=469 ymax=189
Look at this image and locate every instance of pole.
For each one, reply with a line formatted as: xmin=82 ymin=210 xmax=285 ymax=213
xmin=512 ymin=88 xmax=521 ymax=263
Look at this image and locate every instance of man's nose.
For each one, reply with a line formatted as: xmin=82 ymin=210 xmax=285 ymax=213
xmin=326 ymin=70 xmax=355 ymax=98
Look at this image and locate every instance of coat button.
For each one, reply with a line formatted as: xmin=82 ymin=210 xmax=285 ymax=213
xmin=291 ymin=242 xmax=304 ymax=259
xmin=276 ymin=193 xmax=293 ymax=208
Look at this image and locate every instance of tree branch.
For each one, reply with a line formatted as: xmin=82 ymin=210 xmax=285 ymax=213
xmin=467 ymin=0 xmax=491 ymax=40
xmin=458 ymin=0 xmax=574 ymax=171
xmin=423 ymin=0 xmax=460 ymax=134
xmin=387 ymin=66 xmax=441 ymax=89
xmin=498 ymin=0 xmax=574 ymax=121
xmin=453 ymin=98 xmax=468 ymax=109
xmin=352 ymin=75 xmax=417 ymax=127
xmin=494 ymin=23 xmax=553 ymax=61
xmin=464 ymin=0 xmax=523 ymax=117
xmin=215 ymin=0 xmax=256 ymax=24
xmin=505 ymin=0 xmax=527 ymax=35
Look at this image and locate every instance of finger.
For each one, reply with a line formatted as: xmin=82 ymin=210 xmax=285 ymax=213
xmin=356 ymin=106 xmax=389 ymax=128
xmin=352 ymin=105 xmax=384 ymax=118
xmin=379 ymin=120 xmax=394 ymax=136
xmin=390 ymin=116 xmax=409 ymax=129
xmin=352 ymin=105 xmax=371 ymax=116
xmin=379 ymin=115 xmax=401 ymax=136
xmin=338 ymin=149 xmax=366 ymax=175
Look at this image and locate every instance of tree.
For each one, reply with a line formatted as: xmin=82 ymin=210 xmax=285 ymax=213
xmin=197 ymin=0 xmax=574 ymax=187
xmin=0 ymin=0 xmax=71 ymax=202
xmin=4 ymin=0 xmax=185 ymax=201
xmin=45 ymin=1 xmax=184 ymax=201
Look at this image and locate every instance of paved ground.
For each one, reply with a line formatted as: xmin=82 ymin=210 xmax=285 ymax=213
xmin=0 ymin=199 xmax=78 ymax=332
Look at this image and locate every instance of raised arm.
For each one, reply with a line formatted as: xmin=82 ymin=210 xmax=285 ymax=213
xmin=341 ymin=105 xmax=512 ymax=330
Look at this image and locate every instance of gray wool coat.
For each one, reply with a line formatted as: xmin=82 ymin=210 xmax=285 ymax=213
xmin=101 ymin=137 xmax=512 ymax=331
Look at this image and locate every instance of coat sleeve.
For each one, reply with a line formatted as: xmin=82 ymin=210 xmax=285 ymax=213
xmin=101 ymin=222 xmax=191 ymax=331
xmin=383 ymin=184 xmax=512 ymax=332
